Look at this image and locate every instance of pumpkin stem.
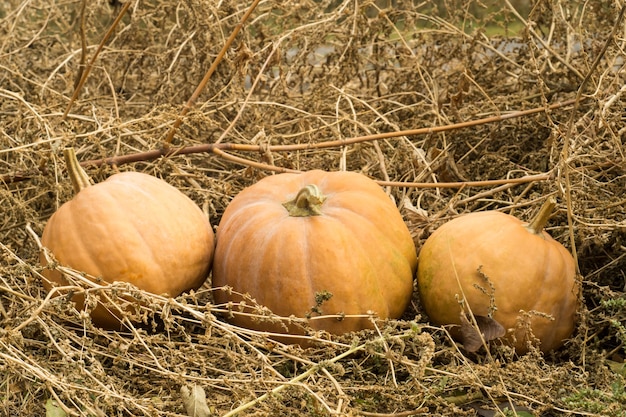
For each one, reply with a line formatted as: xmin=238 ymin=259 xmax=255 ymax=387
xmin=526 ymin=196 xmax=557 ymax=235
xmin=63 ymin=147 xmax=92 ymax=193
xmin=283 ymin=184 xmax=326 ymax=217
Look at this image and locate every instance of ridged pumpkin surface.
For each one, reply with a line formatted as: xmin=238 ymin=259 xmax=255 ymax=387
xmin=41 ymin=170 xmax=215 ymax=329
xmin=417 ymin=210 xmax=579 ymax=353
xmin=212 ymin=170 xmax=417 ymax=340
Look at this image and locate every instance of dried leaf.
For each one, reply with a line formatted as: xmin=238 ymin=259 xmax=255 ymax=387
xmin=460 ymin=312 xmax=505 ymax=352
xmin=607 ymin=360 xmax=626 ymax=377
xmin=45 ymin=399 xmax=67 ymax=417
xmin=476 ymin=315 xmax=506 ymax=340
xmin=180 ymin=384 xmax=211 ymax=417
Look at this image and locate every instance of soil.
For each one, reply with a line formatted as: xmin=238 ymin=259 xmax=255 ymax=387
xmin=1 ymin=0 xmax=625 ymax=416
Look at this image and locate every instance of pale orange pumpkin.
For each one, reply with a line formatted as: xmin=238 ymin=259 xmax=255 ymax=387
xmin=40 ymin=148 xmax=215 ymax=329
xmin=212 ymin=170 xmax=417 ymax=342
xmin=417 ymin=199 xmax=579 ymax=354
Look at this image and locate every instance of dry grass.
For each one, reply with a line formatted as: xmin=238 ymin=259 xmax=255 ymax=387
xmin=1 ymin=0 xmax=625 ymax=415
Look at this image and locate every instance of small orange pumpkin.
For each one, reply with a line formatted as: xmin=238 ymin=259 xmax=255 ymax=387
xmin=212 ymin=170 xmax=417 ymax=342
xmin=40 ymin=148 xmax=215 ymax=329
xmin=417 ymin=198 xmax=579 ymax=354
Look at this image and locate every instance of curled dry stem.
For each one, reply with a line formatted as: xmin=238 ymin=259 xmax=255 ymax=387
xmin=62 ymin=0 xmax=132 ymax=120
xmin=163 ymin=0 xmax=263 ymax=146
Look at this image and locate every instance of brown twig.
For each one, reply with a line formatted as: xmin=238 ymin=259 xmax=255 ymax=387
xmin=74 ymin=0 xmax=87 ymax=90
xmin=379 ymin=172 xmax=552 ymax=189
xmin=1 ymin=97 xmax=586 ymax=186
xmin=219 ymin=97 xmax=582 ymax=153
xmin=163 ymin=97 xmax=582 ymax=174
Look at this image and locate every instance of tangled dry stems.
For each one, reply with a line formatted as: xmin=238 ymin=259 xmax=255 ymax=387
xmin=1 ymin=0 xmax=626 ymax=415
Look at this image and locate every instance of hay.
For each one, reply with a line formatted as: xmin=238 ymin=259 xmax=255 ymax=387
xmin=1 ymin=0 xmax=625 ymax=415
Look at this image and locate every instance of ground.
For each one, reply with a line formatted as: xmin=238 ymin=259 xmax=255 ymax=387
xmin=1 ymin=0 xmax=625 ymax=416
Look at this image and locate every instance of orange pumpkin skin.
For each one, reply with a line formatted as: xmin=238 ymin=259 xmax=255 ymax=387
xmin=212 ymin=170 xmax=417 ymax=341
xmin=417 ymin=210 xmax=579 ymax=354
xmin=40 ymin=171 xmax=215 ymax=329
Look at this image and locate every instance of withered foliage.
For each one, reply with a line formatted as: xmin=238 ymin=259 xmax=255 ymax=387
xmin=1 ymin=0 xmax=625 ymax=415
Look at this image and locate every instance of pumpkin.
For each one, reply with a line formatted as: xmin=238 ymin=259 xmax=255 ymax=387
xmin=40 ymin=148 xmax=215 ymax=329
xmin=212 ymin=170 xmax=417 ymax=343
xmin=417 ymin=198 xmax=579 ymax=354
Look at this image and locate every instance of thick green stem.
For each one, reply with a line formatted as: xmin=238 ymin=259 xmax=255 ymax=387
xmin=282 ymin=184 xmax=326 ymax=217
xmin=526 ymin=196 xmax=557 ymax=235
xmin=63 ymin=147 xmax=92 ymax=194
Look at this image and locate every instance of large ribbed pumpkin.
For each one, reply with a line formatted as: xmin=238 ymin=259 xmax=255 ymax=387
xmin=417 ymin=199 xmax=579 ymax=354
xmin=212 ymin=170 xmax=417 ymax=342
xmin=40 ymin=148 xmax=215 ymax=330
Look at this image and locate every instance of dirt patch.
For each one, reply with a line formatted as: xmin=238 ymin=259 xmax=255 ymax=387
xmin=1 ymin=0 xmax=625 ymax=415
